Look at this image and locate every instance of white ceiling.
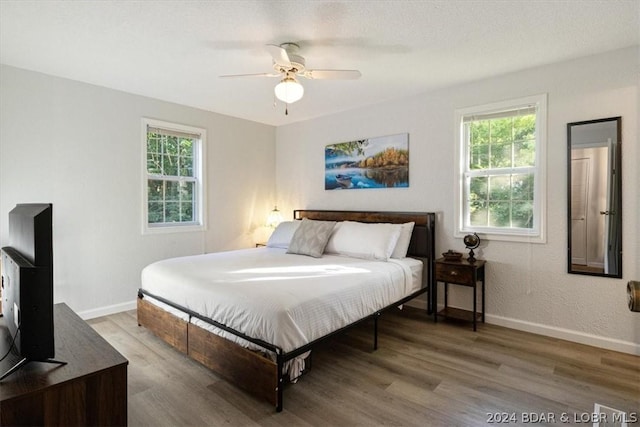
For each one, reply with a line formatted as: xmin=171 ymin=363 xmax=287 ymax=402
xmin=1 ymin=1 xmax=638 ymax=126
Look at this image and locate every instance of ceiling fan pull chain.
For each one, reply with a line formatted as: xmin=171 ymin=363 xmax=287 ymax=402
xmin=285 ymin=104 xmax=289 ymax=115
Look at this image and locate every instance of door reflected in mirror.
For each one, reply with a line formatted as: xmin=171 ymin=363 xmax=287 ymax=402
xmin=567 ymin=117 xmax=622 ymax=277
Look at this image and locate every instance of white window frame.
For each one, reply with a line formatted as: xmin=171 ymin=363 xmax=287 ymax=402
xmin=454 ymin=94 xmax=547 ymax=243
xmin=141 ymin=118 xmax=207 ymax=234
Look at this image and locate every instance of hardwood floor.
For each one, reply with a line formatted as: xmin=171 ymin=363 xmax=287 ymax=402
xmin=88 ymin=307 xmax=639 ymax=426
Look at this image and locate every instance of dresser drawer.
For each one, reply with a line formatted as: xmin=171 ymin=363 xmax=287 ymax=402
xmin=435 ymin=262 xmax=474 ymax=285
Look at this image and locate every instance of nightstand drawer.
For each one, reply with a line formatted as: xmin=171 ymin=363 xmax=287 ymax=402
xmin=435 ymin=263 xmax=473 ymax=285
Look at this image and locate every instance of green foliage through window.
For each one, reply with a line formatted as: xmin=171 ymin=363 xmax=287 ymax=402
xmin=465 ymin=111 xmax=536 ymax=230
xmin=146 ymin=129 xmax=198 ymax=226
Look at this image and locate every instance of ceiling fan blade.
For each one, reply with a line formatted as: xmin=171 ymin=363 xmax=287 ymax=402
xmin=303 ymin=69 xmax=362 ymax=80
xmin=219 ymin=73 xmax=281 ymax=78
xmin=266 ymin=44 xmax=292 ymax=67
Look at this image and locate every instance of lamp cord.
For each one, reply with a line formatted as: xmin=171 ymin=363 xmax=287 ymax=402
xmin=0 ymin=323 xmax=20 ymax=362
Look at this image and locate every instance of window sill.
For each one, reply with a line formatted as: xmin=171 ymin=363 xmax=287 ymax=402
xmin=143 ymin=223 xmax=206 ymax=235
xmin=455 ymin=229 xmax=546 ymax=244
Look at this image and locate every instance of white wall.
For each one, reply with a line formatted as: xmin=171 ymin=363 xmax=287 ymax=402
xmin=0 ymin=65 xmax=276 ymax=318
xmin=276 ymin=47 xmax=639 ymax=353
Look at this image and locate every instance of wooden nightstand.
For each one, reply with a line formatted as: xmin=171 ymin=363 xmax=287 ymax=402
xmin=434 ymin=258 xmax=486 ymax=331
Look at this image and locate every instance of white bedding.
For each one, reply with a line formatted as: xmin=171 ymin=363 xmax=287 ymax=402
xmin=140 ymin=247 xmax=423 ymax=356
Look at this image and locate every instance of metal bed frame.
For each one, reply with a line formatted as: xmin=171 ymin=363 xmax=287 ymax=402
xmin=137 ymin=210 xmax=436 ymax=412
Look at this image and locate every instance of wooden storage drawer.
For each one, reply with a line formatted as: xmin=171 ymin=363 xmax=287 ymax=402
xmin=435 ymin=262 xmax=473 ymax=285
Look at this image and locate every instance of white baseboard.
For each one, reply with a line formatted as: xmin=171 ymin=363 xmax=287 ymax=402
xmin=414 ymin=300 xmax=638 ymax=355
xmin=77 ymin=299 xmax=137 ymax=320
xmin=485 ymin=313 xmax=640 ymax=355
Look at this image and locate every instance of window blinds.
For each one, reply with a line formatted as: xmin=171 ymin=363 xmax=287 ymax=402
xmin=147 ymin=126 xmax=200 ymax=140
xmin=462 ymin=105 xmax=537 ymax=123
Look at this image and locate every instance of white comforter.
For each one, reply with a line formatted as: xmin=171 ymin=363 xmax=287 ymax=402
xmin=141 ymin=247 xmax=422 ymax=354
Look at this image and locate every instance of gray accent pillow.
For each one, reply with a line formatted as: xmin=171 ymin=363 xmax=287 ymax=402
xmin=286 ymin=218 xmax=336 ymax=258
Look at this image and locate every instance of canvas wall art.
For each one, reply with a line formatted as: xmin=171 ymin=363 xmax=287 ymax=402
xmin=325 ymin=133 xmax=409 ymax=190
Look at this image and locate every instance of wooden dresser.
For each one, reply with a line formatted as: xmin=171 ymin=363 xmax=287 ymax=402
xmin=0 ymin=303 xmax=128 ymax=426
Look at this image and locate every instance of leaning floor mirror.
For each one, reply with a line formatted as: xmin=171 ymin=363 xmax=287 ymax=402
xmin=567 ymin=116 xmax=622 ymax=277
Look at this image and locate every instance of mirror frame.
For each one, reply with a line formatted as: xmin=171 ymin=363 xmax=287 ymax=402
xmin=567 ymin=116 xmax=622 ymax=278
xmin=567 ymin=116 xmax=623 ymax=278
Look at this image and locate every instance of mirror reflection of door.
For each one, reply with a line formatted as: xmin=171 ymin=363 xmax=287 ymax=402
xmin=570 ymin=146 xmax=607 ymax=273
xmin=567 ymin=117 xmax=622 ymax=278
xmin=570 ymin=156 xmax=589 ymax=266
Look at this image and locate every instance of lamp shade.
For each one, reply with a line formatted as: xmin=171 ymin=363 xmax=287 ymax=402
xmin=274 ymin=77 xmax=304 ymax=104
xmin=266 ymin=206 xmax=283 ymax=228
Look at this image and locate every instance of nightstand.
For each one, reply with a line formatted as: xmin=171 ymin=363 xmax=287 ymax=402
xmin=434 ymin=258 xmax=486 ymax=331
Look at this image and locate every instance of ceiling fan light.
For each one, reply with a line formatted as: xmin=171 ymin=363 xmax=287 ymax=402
xmin=274 ymin=77 xmax=304 ymax=104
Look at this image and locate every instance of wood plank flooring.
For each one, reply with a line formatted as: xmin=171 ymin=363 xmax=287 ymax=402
xmin=88 ymin=307 xmax=639 ymax=426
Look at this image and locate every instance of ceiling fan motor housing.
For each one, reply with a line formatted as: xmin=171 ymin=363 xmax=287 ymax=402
xmin=275 ymin=42 xmax=306 ymax=73
xmin=287 ymin=54 xmax=306 ymax=73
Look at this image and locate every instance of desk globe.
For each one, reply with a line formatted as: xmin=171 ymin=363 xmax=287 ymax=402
xmin=463 ymin=233 xmax=480 ymax=262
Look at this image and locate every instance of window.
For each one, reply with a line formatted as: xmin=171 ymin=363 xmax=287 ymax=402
xmin=142 ymin=118 xmax=206 ymax=233
xmin=455 ymin=94 xmax=547 ymax=242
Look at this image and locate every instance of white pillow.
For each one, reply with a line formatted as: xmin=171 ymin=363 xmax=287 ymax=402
xmin=325 ymin=221 xmax=402 ymax=261
xmin=266 ymin=221 xmax=301 ymax=249
xmin=391 ymin=222 xmax=415 ymax=259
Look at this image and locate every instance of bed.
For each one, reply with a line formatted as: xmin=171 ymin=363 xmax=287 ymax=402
xmin=137 ymin=210 xmax=436 ymax=411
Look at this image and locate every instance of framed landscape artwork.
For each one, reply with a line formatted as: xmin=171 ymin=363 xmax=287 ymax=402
xmin=325 ymin=133 xmax=409 ymax=190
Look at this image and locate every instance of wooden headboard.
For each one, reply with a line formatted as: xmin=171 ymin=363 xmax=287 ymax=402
xmin=293 ymin=210 xmax=435 ymax=260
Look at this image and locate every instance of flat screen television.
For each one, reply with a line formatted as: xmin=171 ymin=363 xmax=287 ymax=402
xmin=0 ymin=203 xmax=64 ymax=380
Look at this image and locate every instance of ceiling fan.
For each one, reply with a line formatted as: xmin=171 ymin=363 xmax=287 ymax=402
xmin=220 ymin=42 xmax=361 ymax=105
